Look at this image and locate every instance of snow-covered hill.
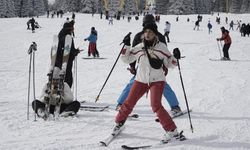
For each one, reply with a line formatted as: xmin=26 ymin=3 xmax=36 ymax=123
xmin=0 ymin=13 xmax=250 ymax=150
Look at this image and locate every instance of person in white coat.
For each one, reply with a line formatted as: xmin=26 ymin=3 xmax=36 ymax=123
xmin=164 ymin=21 xmax=171 ymax=42
xmin=32 ymin=67 xmax=80 ymax=118
xmin=113 ymin=23 xmax=185 ymax=142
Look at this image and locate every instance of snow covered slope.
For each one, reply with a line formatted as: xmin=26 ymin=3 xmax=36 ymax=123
xmin=0 ymin=13 xmax=250 ymax=150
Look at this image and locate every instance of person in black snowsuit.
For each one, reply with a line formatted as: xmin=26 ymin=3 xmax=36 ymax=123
xmin=30 ymin=18 xmax=35 ymax=33
xmin=27 ymin=19 xmax=31 ymax=29
xmin=55 ymin=21 xmax=80 ymax=88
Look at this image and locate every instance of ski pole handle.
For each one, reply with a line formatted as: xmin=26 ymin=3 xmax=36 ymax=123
xmin=120 ymin=32 xmax=132 ymax=45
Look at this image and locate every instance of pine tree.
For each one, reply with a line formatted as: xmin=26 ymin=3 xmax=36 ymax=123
xmin=33 ymin=0 xmax=46 ymax=16
xmin=79 ymin=0 xmax=97 ymax=13
xmin=0 ymin=0 xmax=16 ymax=18
xmin=240 ymin=0 xmax=250 ymax=13
xmin=0 ymin=0 xmax=7 ymax=18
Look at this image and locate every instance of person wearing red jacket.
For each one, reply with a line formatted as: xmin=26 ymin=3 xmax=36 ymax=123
xmin=217 ymin=27 xmax=232 ymax=60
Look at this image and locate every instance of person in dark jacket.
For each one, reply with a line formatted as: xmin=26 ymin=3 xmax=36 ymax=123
xmin=30 ymin=18 xmax=35 ymax=33
xmin=217 ymin=26 xmax=232 ymax=60
xmin=55 ymin=21 xmax=80 ymax=88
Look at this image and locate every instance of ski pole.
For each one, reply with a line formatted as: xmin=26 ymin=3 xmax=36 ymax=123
xmin=177 ymin=59 xmax=194 ymax=133
xmin=27 ymin=42 xmax=37 ymax=120
xmin=95 ymin=32 xmax=131 ymax=102
xmin=73 ymin=56 xmax=78 ymax=101
xmin=216 ymin=40 xmax=222 ymax=58
xmin=32 ymin=45 xmax=37 ymax=121
xmin=27 ymin=50 xmax=32 ymax=120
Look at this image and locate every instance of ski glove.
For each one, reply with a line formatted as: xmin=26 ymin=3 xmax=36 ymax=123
xmin=173 ymin=48 xmax=181 ymax=59
xmin=122 ymin=32 xmax=132 ymax=46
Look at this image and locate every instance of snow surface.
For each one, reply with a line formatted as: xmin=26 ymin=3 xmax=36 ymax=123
xmin=0 ymin=13 xmax=250 ymax=150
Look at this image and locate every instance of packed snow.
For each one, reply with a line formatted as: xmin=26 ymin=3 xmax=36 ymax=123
xmin=0 ymin=13 xmax=250 ymax=150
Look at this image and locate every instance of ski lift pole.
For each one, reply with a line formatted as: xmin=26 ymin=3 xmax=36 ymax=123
xmin=95 ymin=32 xmax=131 ymax=102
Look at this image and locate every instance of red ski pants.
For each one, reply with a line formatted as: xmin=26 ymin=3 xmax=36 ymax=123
xmin=115 ymin=80 xmax=176 ymax=131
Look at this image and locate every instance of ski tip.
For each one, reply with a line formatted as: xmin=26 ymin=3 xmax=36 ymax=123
xmin=131 ymin=114 xmax=139 ymax=118
xmin=121 ymin=145 xmax=130 ymax=149
xmin=100 ymin=141 xmax=107 ymax=147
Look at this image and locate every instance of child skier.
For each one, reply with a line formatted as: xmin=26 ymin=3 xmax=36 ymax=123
xmin=84 ymin=27 xmax=99 ymax=57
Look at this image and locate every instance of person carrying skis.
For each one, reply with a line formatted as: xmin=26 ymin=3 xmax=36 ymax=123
xmin=84 ymin=27 xmax=99 ymax=57
xmin=116 ymin=14 xmax=183 ymax=117
xmin=55 ymin=20 xmax=80 ymax=87
xmin=217 ymin=26 xmax=232 ymax=60
xmin=113 ymin=23 xmax=185 ymax=141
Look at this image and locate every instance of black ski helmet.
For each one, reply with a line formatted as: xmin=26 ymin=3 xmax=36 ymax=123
xmin=143 ymin=14 xmax=155 ymax=27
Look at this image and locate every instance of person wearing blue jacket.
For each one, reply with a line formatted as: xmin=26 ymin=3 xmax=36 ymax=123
xmin=84 ymin=27 xmax=99 ymax=57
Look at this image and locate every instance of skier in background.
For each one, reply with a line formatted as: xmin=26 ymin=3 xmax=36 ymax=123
xmin=164 ymin=21 xmax=171 ymax=42
xmin=229 ymin=20 xmax=234 ymax=30
xmin=207 ymin=21 xmax=212 ymax=34
xmin=27 ymin=19 xmax=31 ymax=30
xmin=29 ymin=18 xmax=36 ymax=33
xmin=193 ymin=20 xmax=200 ymax=30
xmin=84 ymin=27 xmax=99 ymax=57
xmin=217 ymin=26 xmax=232 ymax=60
xmin=108 ymin=16 xmax=113 ymax=25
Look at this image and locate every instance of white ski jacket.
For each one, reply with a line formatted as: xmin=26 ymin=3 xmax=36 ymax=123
xmin=164 ymin=23 xmax=171 ymax=33
xmin=40 ymin=83 xmax=73 ymax=104
xmin=121 ymin=41 xmax=177 ymax=84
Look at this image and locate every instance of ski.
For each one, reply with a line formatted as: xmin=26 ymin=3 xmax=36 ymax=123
xmin=121 ymin=131 xmax=186 ymax=149
xmin=100 ymin=125 xmax=125 ymax=146
xmin=54 ymin=34 xmax=73 ymax=116
xmin=209 ymin=58 xmax=231 ymax=61
xmin=43 ymin=35 xmax=59 ymax=119
xmin=80 ymin=105 xmax=109 ymax=112
xmin=155 ymin=109 xmax=192 ymax=122
xmin=82 ymin=57 xmax=107 ymax=59
xmin=121 ymin=141 xmax=168 ymax=150
xmin=80 ymin=101 xmax=139 ymax=118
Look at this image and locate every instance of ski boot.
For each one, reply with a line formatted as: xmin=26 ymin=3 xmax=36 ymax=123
xmin=170 ymin=106 xmax=183 ymax=117
xmin=162 ymin=129 xmax=186 ymax=143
